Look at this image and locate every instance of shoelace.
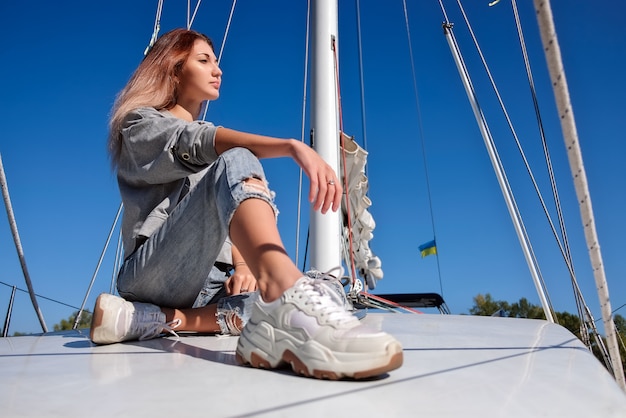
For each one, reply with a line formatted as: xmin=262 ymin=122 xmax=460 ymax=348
xmin=299 ymin=274 xmax=357 ymax=326
xmin=306 ymin=267 xmax=351 ymax=306
xmin=134 ymin=312 xmax=182 ymax=341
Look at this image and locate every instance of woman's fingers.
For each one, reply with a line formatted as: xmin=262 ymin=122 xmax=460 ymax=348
xmin=293 ymin=141 xmax=343 ymax=213
xmin=225 ymin=272 xmax=258 ymax=295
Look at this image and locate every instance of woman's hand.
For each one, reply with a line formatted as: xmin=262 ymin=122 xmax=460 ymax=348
xmin=225 ymin=263 xmax=257 ymax=295
xmin=290 ymin=140 xmax=343 ymax=213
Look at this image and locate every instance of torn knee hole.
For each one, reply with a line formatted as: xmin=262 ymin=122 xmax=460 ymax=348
xmin=242 ymin=177 xmax=270 ymax=196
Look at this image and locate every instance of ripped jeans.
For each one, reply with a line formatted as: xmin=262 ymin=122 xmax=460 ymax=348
xmin=117 ymin=148 xmax=275 ymax=321
xmin=192 ymin=264 xmax=258 ymax=334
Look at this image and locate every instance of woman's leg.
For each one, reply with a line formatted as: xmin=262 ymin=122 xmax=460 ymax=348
xmin=117 ymin=148 xmax=273 ymax=308
xmin=229 ymin=181 xmax=404 ymax=380
xmin=162 ymin=305 xmax=220 ymax=333
xmin=229 ymin=193 xmax=302 ymax=302
xmin=162 ymin=290 xmax=255 ymax=335
xmin=92 ymin=148 xmax=277 ymax=342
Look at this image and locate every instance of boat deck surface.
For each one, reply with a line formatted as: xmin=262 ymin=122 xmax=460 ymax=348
xmin=2 ymin=313 xmax=625 ymax=417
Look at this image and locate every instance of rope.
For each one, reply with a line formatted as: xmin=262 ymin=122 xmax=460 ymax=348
xmin=358 ymin=292 xmax=423 ymax=314
xmin=534 ymin=0 xmax=625 ymax=388
xmin=331 ymin=36 xmax=359 ymax=287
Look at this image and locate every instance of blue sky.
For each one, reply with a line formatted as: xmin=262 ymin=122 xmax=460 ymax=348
xmin=1 ymin=0 xmax=624 ymax=335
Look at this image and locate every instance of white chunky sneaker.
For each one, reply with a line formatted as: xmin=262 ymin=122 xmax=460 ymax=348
xmin=235 ymin=276 xmax=403 ymax=379
xmin=90 ymin=293 xmax=180 ymax=345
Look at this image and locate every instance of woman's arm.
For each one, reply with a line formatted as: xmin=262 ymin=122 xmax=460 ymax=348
xmin=214 ymin=127 xmax=343 ymax=213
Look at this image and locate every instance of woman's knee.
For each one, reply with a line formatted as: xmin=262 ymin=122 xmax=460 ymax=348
xmin=216 ymin=147 xmax=278 ymax=222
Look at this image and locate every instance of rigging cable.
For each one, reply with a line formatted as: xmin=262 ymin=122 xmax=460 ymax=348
xmin=463 ymin=0 xmax=608 ymax=360
xmin=401 ymin=0 xmax=445 ymax=298
xmin=73 ymin=203 xmax=123 ymax=330
xmin=0 ymin=154 xmax=47 ymax=332
xmin=0 ymin=281 xmax=82 ymax=312
xmin=187 ymin=0 xmax=202 ymax=29
xmin=454 ymin=0 xmax=558 ymax=319
xmin=510 ymin=0 xmax=597 ymax=353
xmin=202 ymin=0 xmax=238 ymax=121
xmin=144 ymin=0 xmax=164 ymax=56
xmin=354 ymin=0 xmax=368 ymax=163
xmin=295 ymin=0 xmax=311 ymax=269
xmin=438 ymin=1 xmax=555 ymax=321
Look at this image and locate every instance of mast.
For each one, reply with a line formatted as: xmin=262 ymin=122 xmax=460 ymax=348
xmin=533 ymin=0 xmax=625 ymax=390
xmin=309 ymin=0 xmax=342 ymax=272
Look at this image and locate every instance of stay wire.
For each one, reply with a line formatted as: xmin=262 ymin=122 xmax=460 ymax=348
xmin=354 ymin=0 xmax=368 ymax=161
xmin=187 ymin=0 xmax=202 ymax=29
xmin=455 ymin=0 xmax=563 ymax=314
xmin=202 ymin=0 xmax=237 ymax=121
xmin=508 ymin=0 xmax=589 ymax=337
xmin=144 ymin=0 xmax=164 ymax=56
xmin=401 ymin=0 xmax=445 ymax=298
xmin=0 ymin=281 xmax=82 ymax=312
xmin=445 ymin=13 xmax=557 ymax=320
xmin=295 ymin=0 xmax=311 ymax=269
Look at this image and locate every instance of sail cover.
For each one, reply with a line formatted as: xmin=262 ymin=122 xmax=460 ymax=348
xmin=340 ymin=133 xmax=383 ymax=289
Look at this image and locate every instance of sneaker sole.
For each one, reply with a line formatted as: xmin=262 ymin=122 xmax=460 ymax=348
xmin=90 ymin=293 xmax=122 ymax=345
xmin=235 ymin=322 xmax=403 ymax=380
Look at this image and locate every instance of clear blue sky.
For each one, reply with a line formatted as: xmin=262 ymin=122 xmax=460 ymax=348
xmin=1 ymin=1 xmax=624 ymax=334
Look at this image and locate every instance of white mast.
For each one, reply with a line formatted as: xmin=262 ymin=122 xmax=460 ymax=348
xmin=533 ymin=0 xmax=625 ymax=390
xmin=309 ymin=0 xmax=342 ymax=272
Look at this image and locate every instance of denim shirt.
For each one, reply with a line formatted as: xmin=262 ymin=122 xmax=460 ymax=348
xmin=116 ymin=107 xmax=220 ymax=257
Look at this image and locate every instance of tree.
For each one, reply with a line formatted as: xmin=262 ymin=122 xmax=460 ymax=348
xmin=469 ymin=294 xmax=509 ymax=316
xmin=53 ymin=310 xmax=92 ymax=331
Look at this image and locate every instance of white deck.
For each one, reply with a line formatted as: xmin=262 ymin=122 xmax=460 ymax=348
xmin=2 ymin=313 xmax=625 ymax=417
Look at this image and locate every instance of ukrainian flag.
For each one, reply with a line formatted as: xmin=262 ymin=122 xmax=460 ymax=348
xmin=419 ymin=239 xmax=437 ymax=258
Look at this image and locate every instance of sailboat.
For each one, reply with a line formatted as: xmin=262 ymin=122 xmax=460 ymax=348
xmin=2 ymin=0 xmax=626 ymax=416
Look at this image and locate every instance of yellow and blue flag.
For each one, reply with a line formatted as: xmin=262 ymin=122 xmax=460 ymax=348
xmin=419 ymin=239 xmax=437 ymax=258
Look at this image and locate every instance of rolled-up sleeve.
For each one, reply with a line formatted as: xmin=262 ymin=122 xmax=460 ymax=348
xmin=119 ymin=107 xmax=220 ymax=185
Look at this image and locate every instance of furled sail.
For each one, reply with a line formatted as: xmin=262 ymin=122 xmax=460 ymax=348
xmin=340 ymin=133 xmax=383 ymax=290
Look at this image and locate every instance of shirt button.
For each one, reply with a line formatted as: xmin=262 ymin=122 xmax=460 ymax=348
xmin=182 ymin=153 xmax=190 ymax=160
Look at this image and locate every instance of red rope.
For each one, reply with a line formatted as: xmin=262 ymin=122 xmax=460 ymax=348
xmin=331 ymin=37 xmax=358 ymax=287
xmin=361 ymin=293 xmax=423 ymax=314
xmin=331 ymin=38 xmax=419 ymax=315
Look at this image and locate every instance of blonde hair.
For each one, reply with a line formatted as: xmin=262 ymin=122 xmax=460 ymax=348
xmin=108 ymin=28 xmax=214 ymax=164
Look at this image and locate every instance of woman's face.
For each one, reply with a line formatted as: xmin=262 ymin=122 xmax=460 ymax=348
xmin=177 ymin=39 xmax=222 ymax=105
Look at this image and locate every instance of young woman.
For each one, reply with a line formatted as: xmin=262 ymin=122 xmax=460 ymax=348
xmin=90 ymin=28 xmax=403 ymax=380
